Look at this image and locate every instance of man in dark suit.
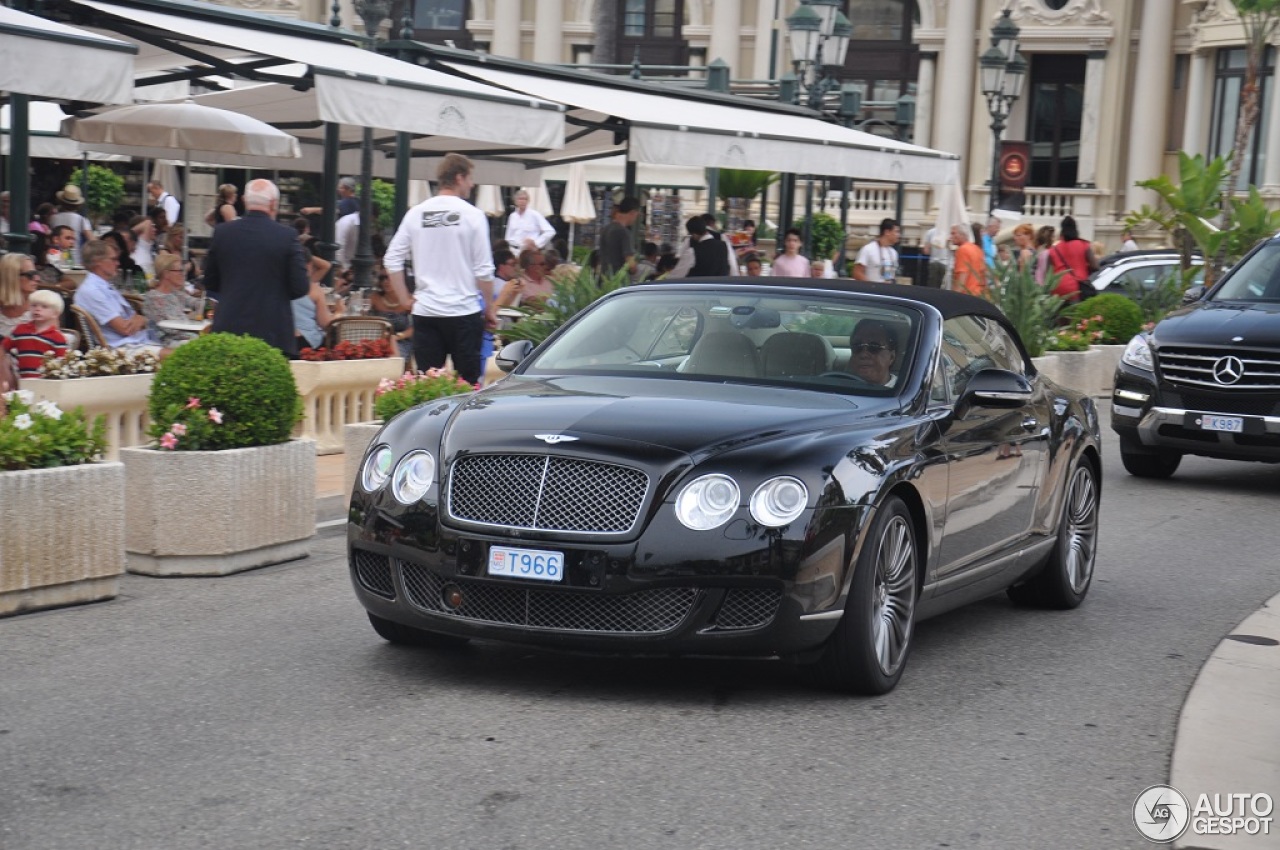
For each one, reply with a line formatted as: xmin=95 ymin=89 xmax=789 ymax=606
xmin=203 ymin=178 xmax=310 ymax=357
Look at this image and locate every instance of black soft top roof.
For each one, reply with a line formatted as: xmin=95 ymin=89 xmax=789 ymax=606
xmin=643 ymin=276 xmax=1009 ymax=322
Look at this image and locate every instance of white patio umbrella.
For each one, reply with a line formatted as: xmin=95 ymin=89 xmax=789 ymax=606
xmin=474 ymin=184 xmax=505 ymax=218
xmin=558 ymin=162 xmax=597 ymax=251
xmin=63 ymin=100 xmax=301 ymax=257
xmin=408 ymin=179 xmax=433 ymax=208
xmin=931 ymin=179 xmax=971 ymax=290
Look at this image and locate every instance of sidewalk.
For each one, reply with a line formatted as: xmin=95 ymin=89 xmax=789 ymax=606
xmin=315 ymin=451 xmax=347 ymax=525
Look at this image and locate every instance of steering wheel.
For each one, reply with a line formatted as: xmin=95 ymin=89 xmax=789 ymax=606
xmin=817 ymin=371 xmax=877 ymax=387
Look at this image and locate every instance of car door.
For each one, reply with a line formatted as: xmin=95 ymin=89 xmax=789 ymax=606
xmin=932 ymin=315 xmax=1050 ymax=584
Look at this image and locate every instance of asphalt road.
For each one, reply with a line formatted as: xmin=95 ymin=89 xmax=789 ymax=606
xmin=3 ymin=411 xmax=1280 ymax=850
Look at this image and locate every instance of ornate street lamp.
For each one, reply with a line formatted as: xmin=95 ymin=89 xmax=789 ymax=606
xmin=785 ymin=0 xmax=850 ymax=108
xmin=351 ymin=0 xmax=393 ymax=292
xmin=981 ymin=8 xmax=1025 ymax=214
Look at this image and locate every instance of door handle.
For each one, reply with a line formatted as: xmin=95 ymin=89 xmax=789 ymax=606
xmin=1021 ymin=417 xmax=1038 ymax=431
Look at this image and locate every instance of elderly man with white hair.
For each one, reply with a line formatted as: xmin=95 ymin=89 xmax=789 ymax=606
xmin=203 ymin=178 xmax=311 ymax=357
xmin=503 ymin=189 xmax=555 ymax=251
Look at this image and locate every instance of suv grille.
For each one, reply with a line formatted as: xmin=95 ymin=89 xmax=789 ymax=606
xmin=447 ymin=454 xmax=648 ymax=534
xmin=1159 ymin=346 xmax=1280 ymax=390
xmin=399 ymin=560 xmax=697 ymax=633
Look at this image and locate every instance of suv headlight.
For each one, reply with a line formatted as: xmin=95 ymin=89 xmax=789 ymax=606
xmin=750 ymin=477 xmax=809 ymax=527
xmin=361 ymin=445 xmax=392 ymax=492
xmin=1121 ymin=334 xmax=1154 ymax=371
xmin=391 ymin=450 xmax=436 ymax=504
xmin=675 ymin=474 xmax=740 ymax=531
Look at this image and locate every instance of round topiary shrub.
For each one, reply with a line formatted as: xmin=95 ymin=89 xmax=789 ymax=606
xmin=147 ymin=333 xmax=302 ymax=451
xmin=1064 ymin=293 xmax=1143 ymax=344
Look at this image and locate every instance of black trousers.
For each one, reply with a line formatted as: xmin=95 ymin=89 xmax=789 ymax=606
xmin=412 ymin=311 xmax=484 ymax=385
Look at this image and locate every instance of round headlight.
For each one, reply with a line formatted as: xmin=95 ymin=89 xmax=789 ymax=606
xmin=361 ymin=445 xmax=392 ymax=492
xmin=750 ymin=477 xmax=809 ymax=527
xmin=391 ymin=450 xmax=436 ymax=504
xmin=675 ymin=474 xmax=741 ymax=531
xmin=1121 ymin=334 xmax=1154 ymax=371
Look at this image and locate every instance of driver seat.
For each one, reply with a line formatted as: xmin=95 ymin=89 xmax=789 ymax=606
xmin=683 ymin=332 xmax=760 ymax=378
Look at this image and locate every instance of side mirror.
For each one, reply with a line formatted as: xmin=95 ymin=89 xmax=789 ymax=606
xmin=960 ymin=368 xmax=1033 ymax=408
xmin=495 ymin=339 xmax=534 ymax=373
xmin=1182 ymin=284 xmax=1206 ymax=303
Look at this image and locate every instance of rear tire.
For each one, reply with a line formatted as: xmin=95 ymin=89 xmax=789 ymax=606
xmin=1008 ymin=458 xmax=1098 ymax=609
xmin=366 ymin=612 xmax=469 ymax=648
xmin=1119 ymin=438 xmax=1181 ymax=478
xmin=796 ymin=496 xmax=918 ymax=695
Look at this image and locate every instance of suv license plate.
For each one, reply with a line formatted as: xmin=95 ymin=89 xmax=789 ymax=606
xmin=488 ymin=546 xmax=565 ymax=582
xmin=1200 ymin=415 xmax=1244 ymax=433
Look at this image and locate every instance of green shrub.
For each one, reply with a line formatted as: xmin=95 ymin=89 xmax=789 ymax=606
xmin=374 ymin=369 xmax=474 ymax=421
xmin=1064 ymin=294 xmax=1143 ymax=344
xmin=0 ymin=391 xmax=106 ymax=471
xmin=85 ymin=164 xmax=124 ymax=225
xmin=987 ymin=259 xmax=1063 ymax=358
xmin=796 ymin=212 xmax=844 ymax=261
xmin=499 ymin=265 xmax=630 ymax=347
xmin=147 ymin=334 xmax=302 ymax=451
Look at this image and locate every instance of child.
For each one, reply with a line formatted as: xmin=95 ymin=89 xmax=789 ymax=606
xmin=2 ymin=289 xmax=69 ymax=378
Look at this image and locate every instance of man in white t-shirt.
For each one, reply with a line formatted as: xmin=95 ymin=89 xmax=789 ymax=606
xmin=383 ymin=153 xmax=497 ymax=385
xmin=334 ymin=210 xmax=359 ymax=269
xmin=853 ymin=218 xmax=902 ymax=283
xmin=504 ymin=189 xmax=555 ymax=251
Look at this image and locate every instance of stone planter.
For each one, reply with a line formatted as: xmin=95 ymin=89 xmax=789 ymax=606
xmin=0 ymin=462 xmax=125 ymax=616
xmin=121 ymin=439 xmax=316 ymax=576
xmin=344 ymin=421 xmax=384 ymax=502
xmin=27 ymin=373 xmax=154 ymax=461
xmin=290 ymin=358 xmax=404 ymax=455
xmin=1034 ymin=345 xmax=1124 ymax=398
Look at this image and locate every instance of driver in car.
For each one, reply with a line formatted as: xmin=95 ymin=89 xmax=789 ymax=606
xmin=848 ymin=319 xmax=899 ymax=386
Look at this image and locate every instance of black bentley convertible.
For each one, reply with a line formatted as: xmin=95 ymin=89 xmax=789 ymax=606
xmin=347 ymin=279 xmax=1101 ymax=694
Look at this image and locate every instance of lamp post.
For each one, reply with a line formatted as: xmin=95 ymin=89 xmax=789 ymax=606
xmin=980 ymin=7 xmax=1026 ymax=215
xmin=351 ymin=0 xmax=392 ymax=292
xmin=783 ymin=0 xmax=852 ymax=254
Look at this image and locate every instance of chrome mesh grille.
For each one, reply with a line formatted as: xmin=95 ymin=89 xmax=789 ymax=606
xmin=1158 ymin=346 xmax=1280 ymax=390
xmin=713 ymin=588 xmax=783 ymax=630
xmin=399 ymin=560 xmax=697 ymax=633
xmin=353 ymin=549 xmax=395 ymax=600
xmin=448 ymin=454 xmax=648 ymax=533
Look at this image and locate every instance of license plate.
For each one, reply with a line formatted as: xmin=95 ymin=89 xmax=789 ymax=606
xmin=1199 ymin=414 xmax=1244 ymax=433
xmin=488 ymin=546 xmax=565 ymax=582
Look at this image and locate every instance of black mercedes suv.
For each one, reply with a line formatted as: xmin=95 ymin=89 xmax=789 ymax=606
xmin=1111 ymin=235 xmax=1280 ymax=477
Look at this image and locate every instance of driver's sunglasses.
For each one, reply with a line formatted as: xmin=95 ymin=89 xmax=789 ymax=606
xmin=851 ymin=342 xmax=891 ymax=354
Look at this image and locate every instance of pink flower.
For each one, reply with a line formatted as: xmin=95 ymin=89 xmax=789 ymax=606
xmin=160 ymin=432 xmax=178 ymax=450
xmin=208 ymin=408 xmax=223 ymax=424
xmin=170 ymin=423 xmax=188 ymax=436
xmin=185 ymin=397 xmax=201 ymax=410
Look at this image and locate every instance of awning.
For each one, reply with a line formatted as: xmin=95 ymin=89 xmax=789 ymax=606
xmin=67 ymin=0 xmax=564 ymax=150
xmin=0 ymin=4 xmax=135 ymax=104
xmin=2 ymin=103 xmax=128 ymax=160
xmin=438 ymin=56 xmax=960 ymax=185
xmin=535 ymin=156 xmax=705 ymax=190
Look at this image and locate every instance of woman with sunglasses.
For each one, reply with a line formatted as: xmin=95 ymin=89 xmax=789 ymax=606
xmin=0 ymin=253 xmax=41 ymax=340
xmin=143 ymin=253 xmax=206 ymax=347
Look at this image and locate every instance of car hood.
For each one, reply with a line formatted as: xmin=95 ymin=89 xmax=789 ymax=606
xmin=441 ymin=375 xmax=894 ymax=460
xmin=1154 ymin=301 xmax=1280 ymax=348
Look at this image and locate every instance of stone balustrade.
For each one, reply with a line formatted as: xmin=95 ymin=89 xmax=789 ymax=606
xmin=27 ymin=374 xmax=154 ymax=461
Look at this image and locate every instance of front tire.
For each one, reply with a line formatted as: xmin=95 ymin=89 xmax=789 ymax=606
xmin=797 ymin=496 xmax=918 ymax=695
xmin=1008 ymin=458 xmax=1099 ymax=609
xmin=1119 ymin=437 xmax=1181 ymax=478
xmin=366 ymin=612 xmax=469 ymax=648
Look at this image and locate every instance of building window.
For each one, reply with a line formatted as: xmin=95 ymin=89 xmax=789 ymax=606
xmin=841 ymin=1 xmax=920 ymax=107
xmin=412 ymin=0 xmax=473 ymax=48
xmin=1210 ymin=46 xmax=1274 ymax=190
xmin=1026 ymin=54 xmax=1085 ymax=188
xmin=617 ymin=0 xmax=686 ymax=68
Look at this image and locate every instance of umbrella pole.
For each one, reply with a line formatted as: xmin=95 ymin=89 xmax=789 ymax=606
xmin=569 ymin=222 xmax=575 ymax=255
xmin=183 ymin=152 xmax=191 ymax=266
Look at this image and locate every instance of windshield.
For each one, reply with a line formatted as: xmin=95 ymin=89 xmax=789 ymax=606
xmin=1213 ymin=242 xmax=1280 ymax=301
xmin=521 ymin=290 xmax=922 ymax=395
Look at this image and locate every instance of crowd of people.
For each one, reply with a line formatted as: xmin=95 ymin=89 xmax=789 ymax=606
xmin=1 ymin=153 xmax=1134 ymax=397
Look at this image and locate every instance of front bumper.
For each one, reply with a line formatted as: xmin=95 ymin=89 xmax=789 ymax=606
xmin=1111 ymin=361 xmax=1280 ymax=461
xmin=345 ymin=496 xmax=852 ymax=657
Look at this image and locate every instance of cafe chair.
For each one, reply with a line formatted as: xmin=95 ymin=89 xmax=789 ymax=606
xmin=61 ymin=328 xmax=81 ymax=354
xmin=325 ymin=316 xmax=394 ymax=349
xmin=69 ymin=304 xmax=108 ymax=351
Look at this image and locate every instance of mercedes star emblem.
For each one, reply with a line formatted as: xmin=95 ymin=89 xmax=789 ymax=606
xmin=1212 ymin=356 xmax=1245 ymax=385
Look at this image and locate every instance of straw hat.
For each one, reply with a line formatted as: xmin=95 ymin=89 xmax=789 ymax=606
xmin=56 ymin=185 xmax=85 ymax=206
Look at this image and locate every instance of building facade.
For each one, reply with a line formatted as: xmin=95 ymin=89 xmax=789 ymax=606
xmin=230 ymin=0 xmax=1273 ymax=247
